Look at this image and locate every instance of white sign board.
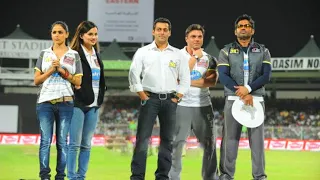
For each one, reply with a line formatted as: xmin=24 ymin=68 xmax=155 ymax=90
xmin=0 ymin=39 xmax=52 ymax=59
xmin=88 ymin=0 xmax=154 ymax=43
xmin=0 ymin=105 xmax=19 ymax=133
xmin=271 ymin=57 xmax=320 ymax=71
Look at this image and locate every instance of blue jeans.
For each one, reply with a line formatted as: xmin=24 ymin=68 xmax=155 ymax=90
xmin=37 ymin=101 xmax=74 ymax=180
xmin=67 ymin=107 xmax=99 ymax=180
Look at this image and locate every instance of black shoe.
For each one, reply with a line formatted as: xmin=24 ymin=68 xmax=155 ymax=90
xmin=253 ymin=177 xmax=267 ymax=180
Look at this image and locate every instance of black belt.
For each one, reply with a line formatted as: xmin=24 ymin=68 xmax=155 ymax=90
xmin=147 ymin=91 xmax=175 ymax=100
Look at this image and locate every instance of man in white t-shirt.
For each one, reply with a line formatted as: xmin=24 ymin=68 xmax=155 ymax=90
xmin=169 ymin=24 xmax=219 ymax=180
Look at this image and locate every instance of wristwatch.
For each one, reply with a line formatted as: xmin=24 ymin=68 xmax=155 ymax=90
xmin=173 ymin=94 xmax=182 ymax=103
xmin=193 ymin=54 xmax=200 ymax=61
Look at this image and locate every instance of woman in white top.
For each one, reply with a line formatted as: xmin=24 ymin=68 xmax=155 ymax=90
xmin=34 ymin=21 xmax=83 ymax=180
xmin=67 ymin=21 xmax=106 ymax=180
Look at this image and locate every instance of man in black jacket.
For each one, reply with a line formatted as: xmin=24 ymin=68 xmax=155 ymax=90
xmin=217 ymin=14 xmax=271 ymax=180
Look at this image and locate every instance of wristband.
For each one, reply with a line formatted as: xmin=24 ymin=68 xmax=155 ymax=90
xmin=63 ymin=69 xmax=69 ymax=79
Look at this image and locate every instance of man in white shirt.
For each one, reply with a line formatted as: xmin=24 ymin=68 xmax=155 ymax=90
xmin=169 ymin=24 xmax=219 ymax=180
xmin=128 ymin=17 xmax=191 ymax=180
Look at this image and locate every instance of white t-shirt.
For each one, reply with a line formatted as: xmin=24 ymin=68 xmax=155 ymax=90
xmin=179 ymin=47 xmax=217 ymax=107
xmin=243 ymin=52 xmax=249 ymax=85
xmin=35 ymin=47 xmax=83 ymax=103
xmin=81 ymin=45 xmax=100 ymax=107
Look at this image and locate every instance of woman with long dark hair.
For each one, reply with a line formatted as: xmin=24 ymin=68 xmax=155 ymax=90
xmin=67 ymin=21 xmax=106 ymax=180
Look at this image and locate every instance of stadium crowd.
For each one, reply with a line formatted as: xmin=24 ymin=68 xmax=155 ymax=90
xmin=96 ymin=96 xmax=320 ymax=140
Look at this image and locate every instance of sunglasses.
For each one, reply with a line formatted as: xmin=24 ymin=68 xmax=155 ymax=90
xmin=237 ymin=24 xmax=252 ymax=29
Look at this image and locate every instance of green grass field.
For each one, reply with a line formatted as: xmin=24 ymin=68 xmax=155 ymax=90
xmin=0 ymin=145 xmax=319 ymax=180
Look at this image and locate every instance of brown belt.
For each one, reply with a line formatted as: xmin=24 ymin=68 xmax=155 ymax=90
xmin=48 ymin=96 xmax=73 ymax=104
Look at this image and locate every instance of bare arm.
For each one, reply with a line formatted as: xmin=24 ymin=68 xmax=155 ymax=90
xmin=57 ymin=67 xmax=82 ymax=86
xmin=188 ymin=48 xmax=203 ymax=71
xmin=69 ymin=75 xmax=82 ymax=86
xmin=191 ymin=78 xmax=215 ymax=88
xmin=34 ymin=67 xmax=56 ymax=86
xmin=191 ymin=71 xmax=218 ymax=88
xmin=189 ymin=56 xmax=197 ymax=72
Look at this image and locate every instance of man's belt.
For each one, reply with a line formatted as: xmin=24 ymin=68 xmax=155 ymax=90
xmin=48 ymin=96 xmax=73 ymax=104
xmin=146 ymin=91 xmax=175 ymax=100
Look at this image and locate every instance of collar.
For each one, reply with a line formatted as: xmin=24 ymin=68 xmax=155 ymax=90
xmin=234 ymin=38 xmax=255 ymax=48
xmin=182 ymin=46 xmax=206 ymax=56
xmin=149 ymin=41 xmax=174 ymax=51
xmin=81 ymin=44 xmax=96 ymax=56
xmin=182 ymin=46 xmax=192 ymax=56
xmin=45 ymin=46 xmax=71 ymax=53
xmin=183 ymin=46 xmax=189 ymax=54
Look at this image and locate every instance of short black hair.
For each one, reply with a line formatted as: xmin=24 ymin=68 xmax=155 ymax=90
xmin=234 ymin=14 xmax=255 ymax=29
xmin=185 ymin=24 xmax=205 ymax=37
xmin=153 ymin=17 xmax=172 ymax=31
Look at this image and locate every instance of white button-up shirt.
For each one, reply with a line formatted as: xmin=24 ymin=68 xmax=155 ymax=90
xmin=129 ymin=41 xmax=190 ymax=94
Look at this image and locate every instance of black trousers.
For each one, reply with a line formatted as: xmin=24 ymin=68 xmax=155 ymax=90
xmin=130 ymin=94 xmax=178 ymax=180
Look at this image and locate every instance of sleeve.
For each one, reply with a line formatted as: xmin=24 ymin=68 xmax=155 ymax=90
xmin=74 ymin=53 xmax=83 ymax=76
xmin=217 ymin=48 xmax=238 ymax=92
xmin=248 ymin=48 xmax=272 ymax=91
xmin=34 ymin=51 xmax=44 ymax=72
xmin=262 ymin=48 xmax=272 ymax=65
xmin=128 ymin=48 xmax=144 ymax=92
xmin=217 ymin=48 xmax=230 ymax=66
xmin=176 ymin=51 xmax=191 ymax=95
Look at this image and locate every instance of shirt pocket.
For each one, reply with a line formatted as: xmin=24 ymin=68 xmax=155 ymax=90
xmin=142 ymin=54 xmax=157 ymax=69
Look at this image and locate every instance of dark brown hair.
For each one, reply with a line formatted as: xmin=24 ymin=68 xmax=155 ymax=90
xmin=185 ymin=24 xmax=205 ymax=37
xmin=70 ymin=21 xmax=100 ymax=52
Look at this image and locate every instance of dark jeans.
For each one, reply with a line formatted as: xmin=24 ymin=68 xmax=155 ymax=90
xmin=36 ymin=101 xmax=74 ymax=180
xmin=130 ymin=95 xmax=178 ymax=180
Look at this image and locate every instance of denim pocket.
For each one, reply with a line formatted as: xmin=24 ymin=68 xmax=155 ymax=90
xmin=170 ymin=100 xmax=178 ymax=109
xmin=141 ymin=99 xmax=149 ymax=106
